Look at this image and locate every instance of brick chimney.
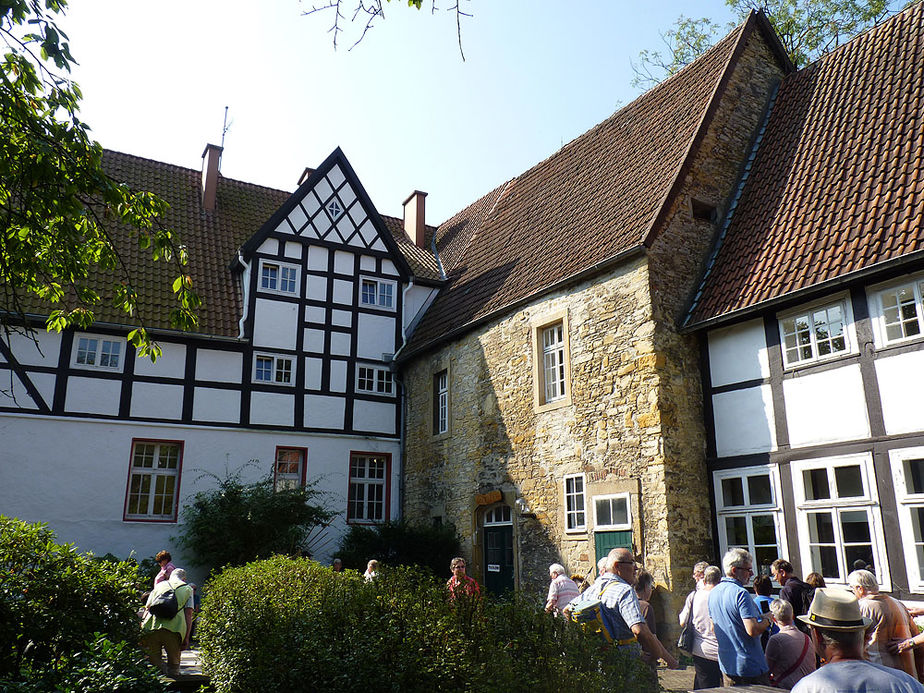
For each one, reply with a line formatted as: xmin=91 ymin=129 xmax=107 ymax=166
xmin=403 ymin=190 xmax=428 ymax=248
xmin=201 ymin=143 xmax=223 ymax=212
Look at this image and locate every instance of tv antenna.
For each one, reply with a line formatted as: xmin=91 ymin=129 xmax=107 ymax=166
xmin=220 ymin=106 xmax=232 ymax=150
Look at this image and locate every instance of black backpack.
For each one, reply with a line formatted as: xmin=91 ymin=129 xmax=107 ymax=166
xmin=148 ymin=587 xmax=179 ymax=619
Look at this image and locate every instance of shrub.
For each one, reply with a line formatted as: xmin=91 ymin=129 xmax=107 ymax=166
xmin=198 ymin=556 xmax=656 ymax=692
xmin=0 ymin=517 xmax=161 ymax=689
xmin=336 ymin=520 xmax=461 ymax=575
xmin=175 ymin=471 xmax=335 ymax=576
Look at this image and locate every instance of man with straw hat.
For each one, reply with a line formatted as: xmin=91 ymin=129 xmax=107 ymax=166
xmin=791 ymin=588 xmax=924 ymax=692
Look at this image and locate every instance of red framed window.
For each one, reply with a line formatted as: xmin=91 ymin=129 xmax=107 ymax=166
xmin=347 ymin=452 xmax=391 ymax=523
xmin=274 ymin=447 xmax=307 ymax=490
xmin=123 ymin=439 xmax=184 ymax=522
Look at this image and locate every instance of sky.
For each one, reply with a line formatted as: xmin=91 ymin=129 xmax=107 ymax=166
xmin=60 ymin=1 xmax=736 ymax=225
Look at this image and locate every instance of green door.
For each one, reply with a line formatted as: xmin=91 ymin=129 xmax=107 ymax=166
xmin=594 ymin=530 xmax=633 ymax=570
xmin=484 ymin=524 xmax=514 ymax=594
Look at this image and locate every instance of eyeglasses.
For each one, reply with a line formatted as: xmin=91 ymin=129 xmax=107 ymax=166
xmin=453 ymin=564 xmax=466 ymax=569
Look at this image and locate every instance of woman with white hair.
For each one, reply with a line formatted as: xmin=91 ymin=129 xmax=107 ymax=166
xmin=765 ymin=598 xmax=815 ymax=688
xmin=545 ymin=563 xmax=580 ymax=616
xmin=848 ymin=569 xmax=918 ymax=677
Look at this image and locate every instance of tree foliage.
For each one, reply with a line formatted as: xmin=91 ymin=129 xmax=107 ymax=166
xmin=1 ymin=0 xmax=200 ymax=359
xmin=0 ymin=517 xmax=162 ymax=690
xmin=175 ymin=470 xmax=336 ymax=576
xmin=632 ymin=0 xmax=901 ymax=89
xmin=336 ymin=519 xmax=460 ymax=575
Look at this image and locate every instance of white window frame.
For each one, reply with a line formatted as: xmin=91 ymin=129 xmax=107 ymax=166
xmin=359 ymin=277 xmax=396 ymax=311
xmin=542 ymin=323 xmax=567 ymax=403
xmin=564 ymin=473 xmax=586 ymax=533
xmin=870 ymin=275 xmax=924 ymax=347
xmin=124 ymin=440 xmax=182 ymax=522
xmin=792 ymin=453 xmax=890 ymax=589
xmin=533 ymin=312 xmax=572 ymax=411
xmin=274 ymin=447 xmax=306 ymax=491
xmin=592 ymin=492 xmax=632 ymax=531
xmin=347 ymin=453 xmax=390 ymax=524
xmin=434 ymin=370 xmax=449 ymax=435
xmin=356 ymin=365 xmax=393 ymax=395
xmin=713 ymin=465 xmax=787 ymax=580
xmin=484 ymin=505 xmax=512 ymax=526
xmin=778 ymin=296 xmax=854 ymax=368
xmin=72 ymin=334 xmax=124 ymax=372
xmin=258 ymin=259 xmax=300 ymax=296
xmin=253 ymin=354 xmax=294 ymax=386
xmin=889 ymin=446 xmax=924 ymax=592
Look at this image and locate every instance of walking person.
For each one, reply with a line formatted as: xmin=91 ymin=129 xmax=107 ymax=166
xmin=709 ymin=548 xmax=771 ymax=686
xmin=848 ymin=569 xmax=918 ymax=678
xmin=140 ymin=567 xmax=194 ymax=677
xmin=153 ymin=550 xmax=175 ymax=586
xmin=446 ymin=557 xmax=481 ymax=599
xmin=678 ymin=564 xmax=722 ymax=689
xmin=545 ymin=563 xmax=580 ymax=616
xmin=765 ymin=598 xmax=815 ymax=688
xmin=792 ymin=588 xmax=923 ymax=693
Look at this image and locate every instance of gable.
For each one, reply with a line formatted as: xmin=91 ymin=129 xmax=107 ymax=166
xmin=241 ymin=148 xmax=412 ymax=280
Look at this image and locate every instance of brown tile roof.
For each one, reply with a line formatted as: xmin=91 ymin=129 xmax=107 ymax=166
xmin=402 ymin=17 xmax=762 ymax=357
xmin=687 ymin=2 xmax=924 ymax=327
xmin=48 ymin=150 xmax=441 ymax=338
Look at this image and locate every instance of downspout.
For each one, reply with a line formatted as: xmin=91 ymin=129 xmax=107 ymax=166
xmin=236 ymin=252 xmax=251 ymax=339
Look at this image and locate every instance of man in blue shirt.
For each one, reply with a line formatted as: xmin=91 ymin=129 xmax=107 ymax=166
xmin=709 ymin=548 xmax=771 ymax=686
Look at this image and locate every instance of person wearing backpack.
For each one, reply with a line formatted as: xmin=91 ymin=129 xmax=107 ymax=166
xmin=140 ymin=567 xmax=194 ymax=677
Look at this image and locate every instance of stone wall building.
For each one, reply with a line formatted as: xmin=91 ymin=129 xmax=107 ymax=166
xmin=398 ymin=12 xmax=791 ymax=639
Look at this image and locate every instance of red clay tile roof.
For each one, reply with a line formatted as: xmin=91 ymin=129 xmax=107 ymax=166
xmin=687 ymin=2 xmax=924 ymax=327
xmin=402 ymin=17 xmax=759 ymax=356
xmin=53 ymin=151 xmax=441 ymax=338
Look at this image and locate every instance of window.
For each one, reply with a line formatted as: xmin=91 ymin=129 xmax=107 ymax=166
xmin=714 ymin=466 xmax=785 ymax=577
xmin=360 ymin=278 xmax=394 ymax=309
xmin=890 ymin=447 xmax=924 ymax=591
xmin=433 ymin=370 xmax=449 ymax=435
xmin=327 ymin=199 xmax=343 ymax=219
xmin=533 ymin=314 xmax=571 ymax=410
xmin=484 ymin=505 xmax=512 ymax=525
xmin=564 ymin=474 xmax=586 ymax=532
xmin=593 ymin=493 xmax=631 ymax=530
xmin=274 ymin=447 xmax=306 ymax=491
xmin=73 ymin=335 xmax=122 ymax=370
xmin=792 ymin=454 xmax=888 ymax=586
xmin=779 ymin=300 xmax=850 ymax=366
xmin=348 ymin=453 xmax=390 ymax=523
xmin=254 ymin=354 xmax=293 ymax=385
xmin=124 ymin=440 xmax=182 ymax=521
xmin=356 ymin=366 xmax=393 ymax=395
xmin=259 ymin=261 xmax=299 ymax=295
xmin=877 ymin=280 xmax=924 ymax=344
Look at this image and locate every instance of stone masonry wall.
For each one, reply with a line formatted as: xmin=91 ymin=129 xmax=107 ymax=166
xmin=646 ymin=29 xmax=788 ymax=639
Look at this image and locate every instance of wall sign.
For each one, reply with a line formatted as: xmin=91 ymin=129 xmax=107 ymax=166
xmin=475 ymin=490 xmax=502 ymax=506
xmin=487 ymin=564 xmax=500 ymax=572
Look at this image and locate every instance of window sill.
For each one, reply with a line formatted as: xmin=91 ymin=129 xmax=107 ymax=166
xmin=535 ymin=396 xmax=572 ymax=414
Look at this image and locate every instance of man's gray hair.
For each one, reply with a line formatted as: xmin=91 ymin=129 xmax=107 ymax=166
xmin=703 ymin=565 xmax=722 ymax=586
xmin=722 ymin=548 xmax=752 ymax=575
xmin=171 ymin=568 xmax=187 ymax=582
xmin=549 ymin=563 xmax=566 ymax=577
xmin=693 ymin=561 xmax=709 ymax=577
xmin=598 ymin=556 xmax=609 ymax=574
xmin=847 ymin=569 xmax=878 ymax=593
xmin=769 ymin=598 xmax=793 ymax=623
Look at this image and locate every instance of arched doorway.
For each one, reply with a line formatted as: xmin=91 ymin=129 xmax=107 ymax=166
xmin=482 ymin=504 xmax=514 ymax=594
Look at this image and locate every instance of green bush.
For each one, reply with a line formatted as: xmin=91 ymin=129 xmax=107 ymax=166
xmin=176 ymin=471 xmax=335 ymax=576
xmin=0 ymin=517 xmax=161 ymax=689
xmin=198 ymin=556 xmax=656 ymax=692
xmin=336 ymin=520 xmax=461 ymax=575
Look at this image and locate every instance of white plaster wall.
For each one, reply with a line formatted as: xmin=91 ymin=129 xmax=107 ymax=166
xmin=382 ymin=259 xmax=398 ymax=277
xmin=305 ymin=394 xmax=345 ymax=429
xmin=193 ymin=387 xmax=241 ymax=423
xmin=133 ymin=343 xmax=186 ymax=379
xmin=332 ymin=279 xmax=353 ymax=305
xmin=257 ymin=238 xmax=279 ymax=255
xmin=0 ymin=413 xmax=399 ymax=586
xmin=331 ymin=310 xmax=352 ymax=328
xmin=6 ymin=330 xmax=62 ymax=366
xmin=876 ymin=351 xmax=924 ymax=435
xmin=353 ymin=399 xmax=396 ymax=434
xmin=404 ymin=285 xmax=439 ymax=334
xmin=250 ymin=391 xmax=295 ymax=427
xmin=334 ymin=251 xmax=354 ymax=275
xmin=330 ymin=332 xmax=352 ymax=357
xmin=284 ymin=241 xmax=303 ymax=260
xmin=253 ymin=299 xmax=298 ymax=350
xmin=131 ymin=382 xmax=183 ymax=420
xmin=0 ymin=372 xmax=38 ymax=409
xmin=305 ymin=357 xmax=323 ymax=390
xmin=306 ymin=306 xmax=326 ymax=325
xmin=307 ymin=276 xmax=328 ymax=301
xmin=65 ymin=377 xmax=121 ymax=415
xmin=30 ymin=372 xmax=56 ymax=409
xmin=357 ymin=313 xmax=396 ymax=360
xmin=196 ymin=349 xmax=243 ymax=383
xmin=784 ymin=365 xmax=870 ymax=447
xmin=307 ymin=246 xmax=328 ymax=272
xmin=360 ymin=256 xmax=376 ymax=272
xmin=707 ymin=319 xmax=769 ymax=387
xmin=712 ymin=385 xmax=776 ymax=457
xmin=329 ymin=360 xmax=347 ymax=393
xmin=304 ymin=329 xmax=325 ymax=354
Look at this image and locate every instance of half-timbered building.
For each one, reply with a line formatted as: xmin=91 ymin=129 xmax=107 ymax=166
xmin=0 ymin=145 xmax=442 ymax=578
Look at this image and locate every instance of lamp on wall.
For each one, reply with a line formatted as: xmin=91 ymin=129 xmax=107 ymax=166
xmin=515 ymin=497 xmax=536 ymax=518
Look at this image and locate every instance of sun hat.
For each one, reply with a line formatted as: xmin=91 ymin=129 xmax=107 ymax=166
xmin=796 ymin=587 xmax=872 ymax=631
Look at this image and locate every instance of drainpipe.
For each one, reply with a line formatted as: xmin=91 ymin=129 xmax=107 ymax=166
xmin=236 ymin=252 xmax=251 ymax=339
